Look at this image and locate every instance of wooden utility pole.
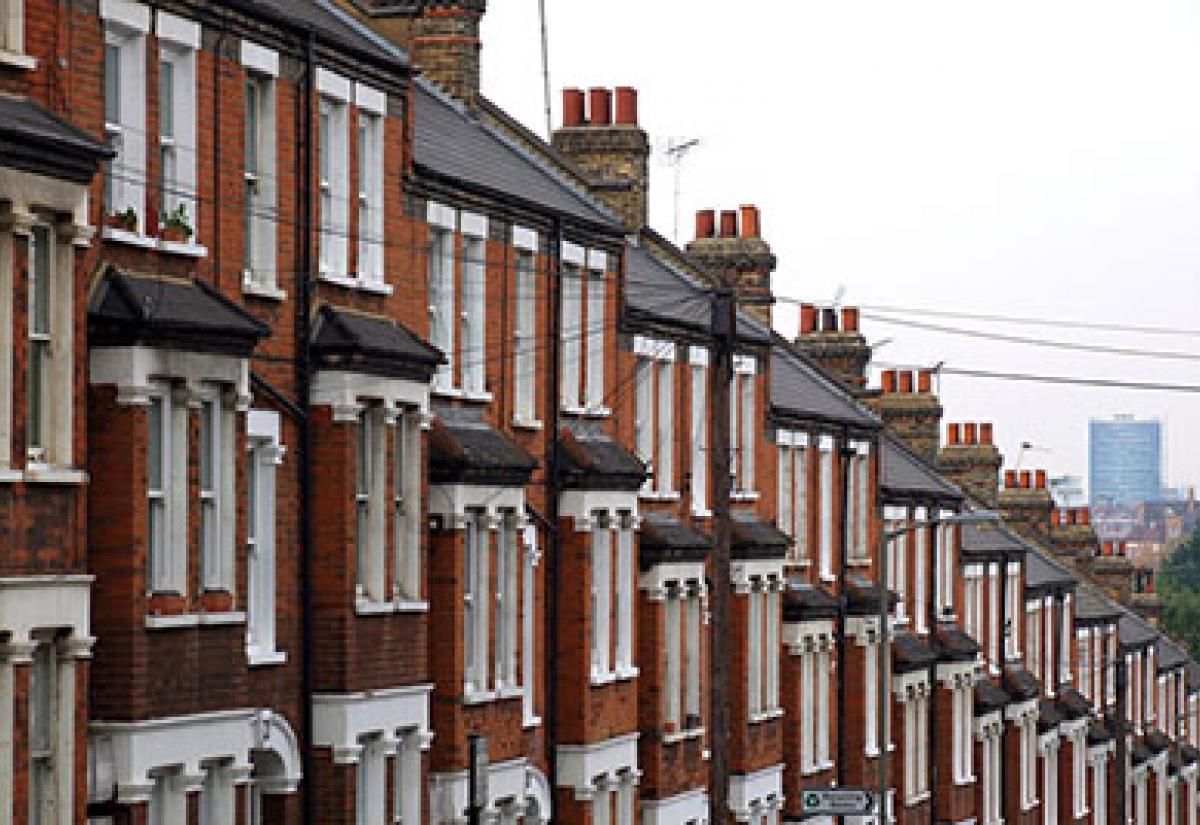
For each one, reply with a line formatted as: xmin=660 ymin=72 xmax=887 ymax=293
xmin=709 ymin=277 xmax=737 ymax=824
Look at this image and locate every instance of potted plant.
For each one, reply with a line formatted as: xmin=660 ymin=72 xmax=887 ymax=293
xmin=106 ymin=206 xmax=138 ymax=232
xmin=160 ymin=203 xmax=193 ymax=244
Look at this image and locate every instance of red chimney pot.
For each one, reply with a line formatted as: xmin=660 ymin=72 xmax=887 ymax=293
xmin=718 ymin=210 xmax=738 ymax=238
xmin=695 ymin=209 xmax=715 ymax=240
xmin=917 ymin=370 xmax=933 ymax=394
xmin=880 ymin=370 xmax=897 ymax=395
xmin=1004 ymin=469 xmax=1018 ymax=489
xmin=1035 ymin=469 xmax=1047 ymax=490
xmin=1020 ymin=470 xmax=1032 ymax=489
xmin=562 ymin=88 xmax=585 ymax=127
xmin=588 ymin=87 xmax=612 ymax=125
xmin=1051 ymin=509 xmax=1062 ymax=527
xmin=614 ymin=87 xmax=637 ymax=125
xmin=841 ymin=307 xmax=859 ymax=333
xmin=947 ymin=423 xmax=961 ymax=446
xmin=898 ymin=371 xmax=914 ymax=394
xmin=1080 ymin=508 xmax=1091 ymax=527
xmin=820 ymin=307 xmax=838 ymax=332
xmin=1065 ymin=509 xmax=1077 ymax=526
xmin=739 ymin=205 xmax=761 ymax=239
xmin=800 ymin=304 xmax=818 ymax=335
xmin=979 ymin=422 xmax=993 ymax=446
xmin=963 ymin=422 xmax=978 ymax=445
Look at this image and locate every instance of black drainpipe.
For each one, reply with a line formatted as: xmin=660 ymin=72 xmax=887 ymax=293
xmin=836 ymin=426 xmax=852 ymax=805
xmin=997 ymin=547 xmax=1009 ymax=817
xmin=545 ymin=216 xmax=563 ymax=800
xmin=299 ymin=29 xmax=317 ymax=825
xmin=927 ymin=509 xmax=939 ymax=825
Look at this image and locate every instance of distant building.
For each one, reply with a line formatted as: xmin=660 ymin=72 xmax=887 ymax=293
xmin=1089 ymin=415 xmax=1163 ymax=506
xmin=1050 ymin=474 xmax=1085 ymax=507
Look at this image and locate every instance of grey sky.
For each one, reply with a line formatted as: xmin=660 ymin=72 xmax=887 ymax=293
xmin=481 ymin=0 xmax=1200 ymax=496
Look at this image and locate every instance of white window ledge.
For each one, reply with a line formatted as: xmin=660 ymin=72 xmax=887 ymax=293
xmin=432 ymin=385 xmax=464 ymax=399
xmin=639 ymin=490 xmax=681 ymax=502
xmin=318 ymin=272 xmax=394 ymax=295
xmin=954 ymin=774 xmax=977 ymax=787
xmin=820 ymin=572 xmax=836 ymax=584
xmin=847 ymin=557 xmax=873 ymax=567
xmin=496 ymin=685 xmax=524 ymax=701
xmin=749 ymin=707 xmax=784 ymax=725
xmin=355 ymin=598 xmax=401 ymax=616
xmin=663 ymin=726 xmax=705 ymax=745
xmin=590 ymin=670 xmax=617 ymax=687
xmin=0 ymin=469 xmax=21 ymax=483
xmin=102 ymin=227 xmax=157 ymax=248
xmin=200 ymin=611 xmax=246 ymax=625
xmin=158 ymin=239 xmax=208 ymax=258
xmin=614 ymin=664 xmax=640 ymax=681
xmin=394 ymin=599 xmax=429 ymax=613
xmin=0 ymin=50 xmax=37 ymax=70
xmin=692 ymin=508 xmax=713 ymax=519
xmin=560 ymin=404 xmax=588 ymax=416
xmin=247 ymin=648 xmax=288 ymax=667
xmin=242 ymin=274 xmax=287 ymax=301
xmin=523 ymin=714 xmax=543 ymax=730
xmin=904 ymin=792 xmax=932 ymax=806
xmin=144 ymin=611 xmax=246 ymax=630
xmin=461 ymin=390 xmax=495 ymax=403
xmin=731 ymin=490 xmax=760 ymax=502
xmin=357 ymin=280 xmax=393 ymax=296
xmin=463 ymin=689 xmax=498 ymax=706
xmin=790 ymin=558 xmax=813 ymax=569
xmin=582 ymin=405 xmax=612 ymax=418
xmin=511 ymin=417 xmax=544 ymax=431
xmin=21 ymin=466 xmax=88 ymax=485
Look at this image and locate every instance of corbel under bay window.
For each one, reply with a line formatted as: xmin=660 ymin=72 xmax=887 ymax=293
xmin=729 ymin=354 xmax=757 ymax=497
xmin=778 ymin=430 xmax=811 ymax=563
xmin=246 ymin=410 xmax=285 ymax=665
xmin=355 ymin=84 xmax=386 ymax=289
xmin=157 ymin=12 xmax=200 ymax=255
xmin=318 ymin=69 xmax=350 ymax=280
xmin=633 ymin=336 xmax=677 ymax=498
xmin=242 ymin=42 xmax=280 ymax=296
xmin=460 ymin=214 xmax=488 ymax=397
xmin=511 ymin=228 xmax=539 ymax=427
xmin=103 ymin=4 xmax=148 ymax=238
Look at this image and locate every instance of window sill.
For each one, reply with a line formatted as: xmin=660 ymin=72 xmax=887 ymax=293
xmin=731 ymin=490 xmax=760 ymax=502
xmin=692 ymin=508 xmax=712 ymax=519
xmin=789 ymin=558 xmax=813 ymax=568
xmin=819 ymin=572 xmax=836 ymax=584
xmin=463 ymin=689 xmax=498 ymax=706
xmin=461 ymin=390 xmax=494 ymax=403
xmin=247 ymin=648 xmax=288 ymax=667
xmin=159 ymin=239 xmax=208 ymax=258
xmin=560 ymin=404 xmax=588 ymax=416
xmin=431 ymin=385 xmax=463 ymax=399
xmin=355 ymin=597 xmax=428 ymax=616
xmin=358 ymin=279 xmax=393 ymax=296
xmin=847 ymin=557 xmax=873 ymax=567
xmin=242 ymin=276 xmax=287 ymax=301
xmin=639 ymin=490 xmax=681 ymax=502
xmin=614 ymin=665 xmax=639 ymax=681
xmin=953 ymin=775 xmax=977 ymax=788
xmin=0 ymin=50 xmax=37 ymax=70
xmin=663 ymin=726 xmax=705 ymax=745
xmin=511 ymin=417 xmax=543 ymax=431
xmin=21 ymin=466 xmax=88 ymax=485
xmin=582 ymin=405 xmax=611 ymax=418
xmin=523 ymin=714 xmax=543 ymax=730
xmin=144 ymin=611 xmax=245 ymax=630
xmin=102 ymin=227 xmax=156 ymax=248
xmin=318 ymin=271 xmax=392 ymax=294
xmin=904 ymin=792 xmax=932 ymax=806
xmin=590 ymin=670 xmax=617 ymax=687
xmin=749 ymin=707 xmax=784 ymax=725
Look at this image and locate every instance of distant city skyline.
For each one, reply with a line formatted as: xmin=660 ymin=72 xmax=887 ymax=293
xmin=1089 ymin=415 xmax=1164 ymax=506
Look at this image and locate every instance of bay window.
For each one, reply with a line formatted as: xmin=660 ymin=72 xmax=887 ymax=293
xmin=355 ymin=406 xmax=386 ymax=603
xmin=246 ymin=411 xmax=284 ymax=664
xmin=664 ymin=585 xmax=681 ymax=728
xmin=392 ymin=409 xmax=421 ymax=603
xmin=29 ymin=640 xmax=56 ymax=825
xmin=495 ymin=512 xmax=519 ymax=689
xmin=591 ymin=513 xmax=612 ymax=679
xmin=147 ymin=384 xmax=187 ymax=595
xmin=614 ymin=518 xmax=634 ymax=674
xmin=242 ymin=42 xmax=278 ymax=293
xmin=464 ymin=510 xmax=489 ymax=694
xmin=199 ymin=388 xmax=235 ymax=592
xmin=748 ymin=577 xmax=780 ymax=719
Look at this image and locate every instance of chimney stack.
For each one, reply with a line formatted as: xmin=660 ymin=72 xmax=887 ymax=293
xmin=999 ymin=466 xmax=1055 ymax=543
xmin=865 ymin=366 xmax=943 ymax=464
xmin=362 ymin=1 xmax=489 ymax=105
xmin=793 ymin=302 xmax=872 ymax=391
xmin=686 ymin=205 xmax=777 ymax=327
xmin=938 ymin=421 xmax=1004 ymax=508
xmin=552 ymin=85 xmax=650 ymax=231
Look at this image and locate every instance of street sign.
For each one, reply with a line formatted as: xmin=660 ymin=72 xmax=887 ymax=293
xmin=800 ymin=789 xmax=876 ymax=816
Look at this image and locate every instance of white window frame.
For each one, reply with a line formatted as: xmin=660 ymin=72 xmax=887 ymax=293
xmin=560 ymin=256 xmax=583 ymax=410
xmin=198 ymin=764 xmax=236 ymax=825
xmin=460 ymin=219 xmax=487 ymax=396
xmin=817 ymin=645 xmax=831 ymax=767
xmin=1061 ymin=593 xmax=1074 ymax=687
xmin=1073 ymin=733 xmax=1088 ymax=819
xmin=246 ymin=412 xmax=284 ymax=665
xmin=913 ymin=509 xmax=927 ymax=633
xmin=664 ymin=585 xmax=682 ymax=729
xmin=355 ymin=734 xmax=386 ymax=825
xmin=392 ymin=409 xmax=421 ymax=604
xmin=392 ymin=730 xmax=421 ymax=825
xmin=25 ymin=222 xmax=64 ymax=467
xmin=1043 ymin=739 xmax=1059 ymax=824
xmin=585 ymin=265 xmax=606 ymax=410
xmin=818 ymin=435 xmax=834 ymax=581
xmin=242 ymin=46 xmax=279 ymax=295
xmin=355 ymin=91 xmax=385 ymax=288
xmin=198 ymin=386 xmax=236 ymax=593
xmin=633 ymin=337 xmax=676 ymax=497
xmin=684 ymin=586 xmax=701 ymax=724
xmin=748 ymin=582 xmax=763 ymax=718
xmin=318 ymin=80 xmax=350 ymax=279
xmin=1006 ymin=561 xmax=1021 ymax=659
xmin=427 ymin=210 xmax=456 ymax=390
xmin=1078 ymin=629 xmax=1091 ymax=702
xmin=158 ymin=27 xmax=198 ymax=247
xmin=778 ymin=432 xmax=812 ymax=564
xmin=28 ymin=639 xmax=57 ymax=825
xmin=865 ymin=638 xmax=879 ymax=756
xmin=730 ymin=355 xmax=757 ymax=496
xmin=494 ymin=511 xmax=520 ymax=690
xmin=355 ymin=405 xmax=387 ymax=604
xmin=512 ymin=238 xmax=538 ymax=426
xmin=104 ymin=17 xmax=148 ymax=237
xmin=691 ymin=348 xmax=709 ymax=516
xmin=952 ymin=684 xmax=975 ymax=784
xmin=521 ymin=524 xmax=540 ymax=726
xmin=987 ymin=563 xmax=1000 ymax=671
xmin=962 ymin=566 xmax=981 ymax=640
xmin=149 ymin=770 xmax=187 ymax=825
xmin=147 ymin=384 xmax=187 ymax=595
xmin=464 ymin=510 xmax=490 ymax=695
xmin=0 ymin=0 xmax=28 ymax=59
xmin=614 ymin=516 xmax=635 ymax=675
xmin=800 ymin=644 xmax=816 ymax=772
xmin=590 ymin=514 xmax=613 ymax=681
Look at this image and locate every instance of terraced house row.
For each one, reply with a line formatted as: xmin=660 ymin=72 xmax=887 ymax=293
xmin=0 ymin=0 xmax=1196 ymax=823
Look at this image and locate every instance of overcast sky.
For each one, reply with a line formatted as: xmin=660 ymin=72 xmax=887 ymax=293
xmin=481 ymin=0 xmax=1200 ymax=499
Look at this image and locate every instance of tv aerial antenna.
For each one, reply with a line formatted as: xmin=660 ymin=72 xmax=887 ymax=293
xmin=666 ymin=136 xmax=701 ymax=243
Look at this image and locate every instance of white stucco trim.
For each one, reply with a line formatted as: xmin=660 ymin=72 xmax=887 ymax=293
xmin=587 ymin=249 xmax=608 ymax=272
xmin=639 ymin=562 xmax=707 ymax=601
xmin=239 ymin=40 xmax=278 ymax=76
xmin=459 ymin=211 xmax=488 ymax=238
xmin=90 ymin=346 xmax=251 ymax=408
xmin=316 ymin=68 xmax=350 ymax=102
xmin=100 ymin=0 xmax=149 ymax=32
xmin=730 ymin=559 xmax=785 ymax=594
xmin=783 ymin=619 xmax=836 ymax=656
xmin=428 ymin=483 xmax=525 ymax=527
xmin=155 ymin=10 xmax=199 ymax=49
xmin=310 ymin=369 xmax=430 ymax=422
xmin=89 ymin=708 xmax=263 ymax=804
xmin=251 ymin=709 xmax=302 ymax=794
xmin=642 ymin=786 xmax=710 ymax=825
xmin=559 ymin=490 xmax=639 ymax=530
xmin=0 ymin=575 xmax=91 ymax=645
xmin=311 ymin=684 xmax=433 ymax=765
xmin=512 ymin=225 xmax=538 ymax=251
xmin=555 ymin=732 xmax=639 ymax=796
xmin=560 ymin=241 xmax=585 ymax=266
xmin=354 ymin=82 xmax=386 ymax=116
xmin=728 ymin=763 xmax=784 ymax=822
xmin=430 ymin=756 xmax=531 ymax=824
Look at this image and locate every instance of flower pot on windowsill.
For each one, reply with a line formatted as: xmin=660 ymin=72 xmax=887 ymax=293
xmin=106 ymin=209 xmax=138 ymax=233
xmin=161 ymin=225 xmax=190 ymax=244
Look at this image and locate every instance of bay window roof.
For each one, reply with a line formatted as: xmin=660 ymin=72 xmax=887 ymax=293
xmin=311 ymin=305 xmax=443 ymax=381
xmin=974 ymin=678 xmax=1011 ymax=715
xmin=558 ymin=428 xmax=646 ymax=492
xmin=730 ymin=512 xmax=790 ymax=561
xmin=428 ymin=414 xmax=537 ymax=487
xmin=783 ymin=582 xmax=839 ymax=622
xmin=0 ymin=96 xmax=113 ymax=184
xmin=892 ymin=632 xmax=937 ymax=674
xmin=639 ymin=515 xmax=711 ymax=570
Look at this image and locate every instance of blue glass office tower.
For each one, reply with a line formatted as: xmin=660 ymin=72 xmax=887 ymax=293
xmin=1089 ymin=416 xmax=1163 ymax=506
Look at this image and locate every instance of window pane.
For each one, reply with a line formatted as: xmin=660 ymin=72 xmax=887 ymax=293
xmin=105 ymin=44 xmax=121 ymax=125
xmin=159 ymin=58 xmax=174 ymax=139
xmin=244 ymin=80 xmax=259 ymax=174
xmin=148 ymin=397 xmax=164 ymax=490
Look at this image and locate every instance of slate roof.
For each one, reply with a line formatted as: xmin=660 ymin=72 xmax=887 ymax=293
xmin=428 ymin=416 xmax=537 ymax=487
xmin=413 ymin=81 xmax=619 ymax=228
xmin=1132 ymin=738 xmax=1153 ymax=765
xmin=1056 ymin=688 xmax=1091 ymax=721
xmin=783 ymin=582 xmax=839 ymax=622
xmin=975 ymin=679 xmax=1011 ymax=714
xmin=624 ymin=245 xmax=711 ymax=336
xmin=1025 ymin=549 xmax=1078 ymax=594
xmin=1088 ymin=717 xmax=1115 ymax=745
xmin=893 ymin=633 xmax=937 ymax=674
xmin=881 ymin=434 xmax=963 ymax=501
xmin=0 ymin=96 xmax=113 ymax=184
xmin=244 ymin=0 xmax=409 ymax=71
xmin=1119 ymin=609 xmax=1159 ymax=651
xmin=934 ymin=624 xmax=981 ymax=662
xmin=770 ymin=340 xmax=880 ymax=429
xmin=1145 ymin=729 xmax=1172 ymax=754
xmin=310 ymin=305 xmax=443 ymax=381
xmin=89 ymin=265 xmax=269 ymax=356
xmin=1157 ymin=638 xmax=1189 ymax=672
xmin=730 ymin=512 xmax=790 ymax=561
xmin=1037 ymin=698 xmax=1063 ymax=734
xmin=558 ymin=429 xmax=645 ymax=492
xmin=962 ymin=521 xmax=1029 ymax=562
xmin=1075 ymin=584 xmax=1122 ymax=625
xmin=846 ymin=575 xmax=898 ymax=617
xmin=639 ymin=515 xmax=711 ymax=570
xmin=1003 ymin=666 xmax=1042 ymax=701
